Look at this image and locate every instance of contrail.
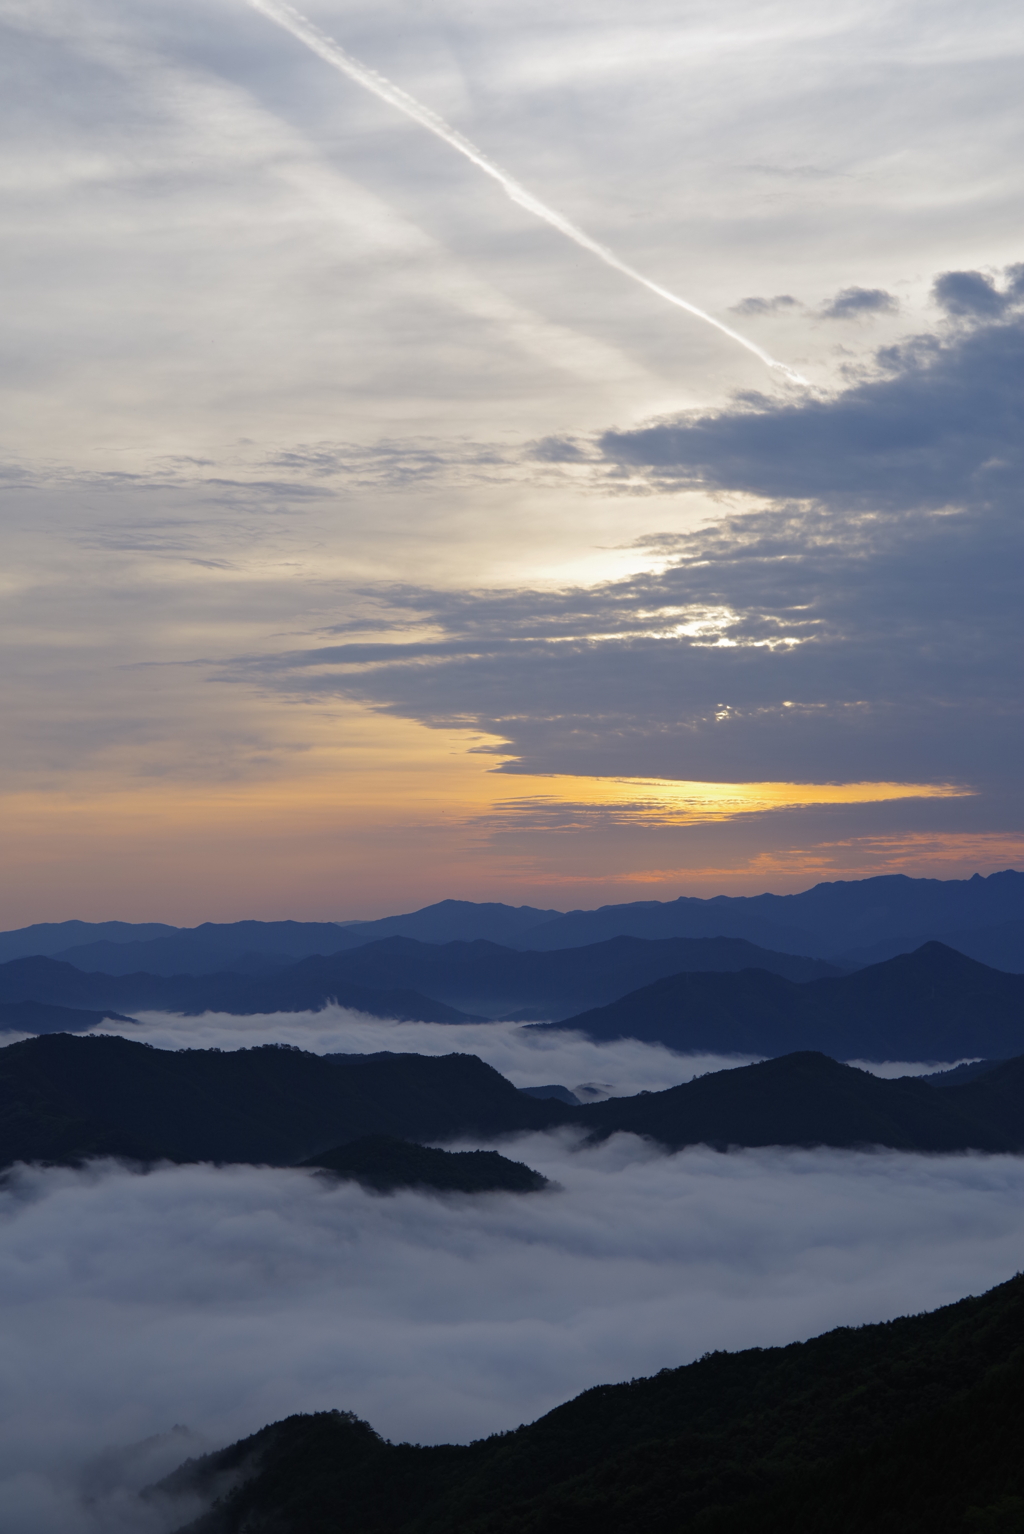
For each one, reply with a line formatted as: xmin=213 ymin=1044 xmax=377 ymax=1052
xmin=249 ymin=0 xmax=808 ymax=385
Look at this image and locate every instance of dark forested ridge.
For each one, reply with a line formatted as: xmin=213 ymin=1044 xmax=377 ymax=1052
xmin=0 ymin=1035 xmax=567 ymax=1168
xmin=302 ymin=1136 xmax=549 ymax=1193
xmin=544 ymin=942 xmax=1024 ymax=1060
xmin=577 ymin=1050 xmax=1024 ymax=1152
xmin=3 ymin=1034 xmax=1024 ymax=1170
xmin=160 ymin=1271 xmax=1024 ymax=1534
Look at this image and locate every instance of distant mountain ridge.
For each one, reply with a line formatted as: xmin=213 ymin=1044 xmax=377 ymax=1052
xmin=3 ymin=871 xmax=1023 ymax=972
xmin=542 ymin=942 xmax=1024 ymax=1061
xmin=0 ymin=936 xmax=839 ymax=1030
xmin=837 ymin=916 xmax=1024 ymax=971
xmin=0 ymin=956 xmax=480 ymax=1026
xmin=515 ymin=870 xmax=1024 ymax=963
xmin=2 ymin=941 xmax=1021 ymax=1062
xmin=191 ymin=934 xmax=838 ymax=1021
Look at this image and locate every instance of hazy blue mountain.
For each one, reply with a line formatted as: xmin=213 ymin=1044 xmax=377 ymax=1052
xmin=3 ymin=1035 xmax=1022 ymax=1171
xmin=301 ymin=1135 xmax=549 ymax=1193
xmin=54 ymin=920 xmax=353 ymax=976
xmin=43 ymin=908 xmax=564 ymax=974
xmin=239 ymin=934 xmax=841 ymax=1021
xmin=542 ymin=943 xmax=1024 ymax=1061
xmin=515 ymin=870 xmax=1024 ymax=958
xmin=837 ymin=916 xmax=1024 ymax=972
xmin=518 ymin=1084 xmax=581 ymax=1105
xmin=0 ymin=920 xmax=177 ymax=964
xmin=0 ymin=935 xmax=836 ymax=1027
xmin=4 ymin=874 xmax=1023 ymax=976
xmin=516 ymin=900 xmax=818 ymax=954
xmin=0 ymin=1000 xmax=137 ymax=1034
xmin=0 ymin=956 xmax=477 ymax=1023
xmin=325 ymin=900 xmax=564 ymax=950
xmin=161 ymin=1271 xmax=1024 ymax=1534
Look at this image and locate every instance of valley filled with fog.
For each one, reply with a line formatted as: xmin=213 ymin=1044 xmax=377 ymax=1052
xmin=1 ymin=1011 xmax=1020 ymax=1532
xmin=85 ymin=1007 xmax=974 ymax=1091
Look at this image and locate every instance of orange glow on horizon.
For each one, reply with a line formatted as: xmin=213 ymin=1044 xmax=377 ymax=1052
xmin=0 ymin=721 xmax=991 ymax=925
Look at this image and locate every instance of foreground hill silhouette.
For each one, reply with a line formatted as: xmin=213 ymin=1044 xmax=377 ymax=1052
xmin=578 ymin=1051 xmax=1024 ymax=1152
xmin=302 ymin=1136 xmax=549 ymax=1193
xmin=544 ymin=942 xmax=1024 ymax=1060
xmin=0 ymin=1037 xmax=566 ymax=1167
xmin=159 ymin=1272 xmax=1024 ymax=1534
xmin=2 ymin=1034 xmax=1023 ymax=1168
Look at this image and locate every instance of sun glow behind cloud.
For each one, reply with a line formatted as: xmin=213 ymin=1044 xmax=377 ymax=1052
xmin=0 ymin=692 xmax=975 ymax=927
xmin=478 ymin=776 xmax=969 ymax=829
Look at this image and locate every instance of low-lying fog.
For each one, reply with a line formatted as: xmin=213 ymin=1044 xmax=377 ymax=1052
xmin=85 ymin=1006 xmax=978 ymax=1093
xmin=1 ymin=1013 xmax=1006 ymax=1532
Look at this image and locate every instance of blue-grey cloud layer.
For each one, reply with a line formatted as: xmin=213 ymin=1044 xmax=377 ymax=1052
xmin=221 ymin=289 xmax=1023 ymax=797
xmin=4 ymin=1134 xmax=1024 ymax=1531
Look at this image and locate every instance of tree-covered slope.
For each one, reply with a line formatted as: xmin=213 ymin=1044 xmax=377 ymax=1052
xmin=2 ymin=1035 xmax=1023 ymax=1169
xmin=576 ymin=1050 xmax=1016 ymax=1151
xmin=0 ymin=1034 xmax=568 ymax=1168
xmin=160 ymin=1271 xmax=1024 ymax=1534
xmin=302 ymin=1135 xmax=549 ymax=1193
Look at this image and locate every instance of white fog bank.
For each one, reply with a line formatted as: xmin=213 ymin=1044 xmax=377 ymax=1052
xmin=82 ymin=1008 xmax=979 ymax=1094
xmin=2 ymin=1137 xmax=1023 ymax=1530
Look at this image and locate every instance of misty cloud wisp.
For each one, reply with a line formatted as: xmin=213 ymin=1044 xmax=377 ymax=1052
xmin=248 ymin=0 xmax=808 ymax=384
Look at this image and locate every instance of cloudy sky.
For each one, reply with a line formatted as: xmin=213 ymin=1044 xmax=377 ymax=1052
xmin=3 ymin=0 xmax=1022 ymax=923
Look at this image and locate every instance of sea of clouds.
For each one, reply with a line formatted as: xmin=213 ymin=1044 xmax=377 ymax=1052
xmin=86 ymin=1006 xmax=978 ymax=1092
xmin=1 ymin=1012 xmax=1014 ymax=1532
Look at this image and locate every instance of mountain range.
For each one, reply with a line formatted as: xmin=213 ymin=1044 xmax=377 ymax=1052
xmin=0 ymin=955 xmax=477 ymax=1026
xmin=3 ymin=941 xmax=1020 ymax=1065
xmin=3 ymin=870 xmax=1023 ymax=972
xmin=157 ymin=1269 xmax=1024 ymax=1534
xmin=544 ymin=942 xmax=1024 ymax=1060
xmin=3 ymin=1033 xmax=1023 ymax=1170
xmin=0 ymin=934 xmax=837 ymax=1027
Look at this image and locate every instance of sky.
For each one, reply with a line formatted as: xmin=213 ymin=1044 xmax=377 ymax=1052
xmin=2 ymin=0 xmax=1023 ymax=923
